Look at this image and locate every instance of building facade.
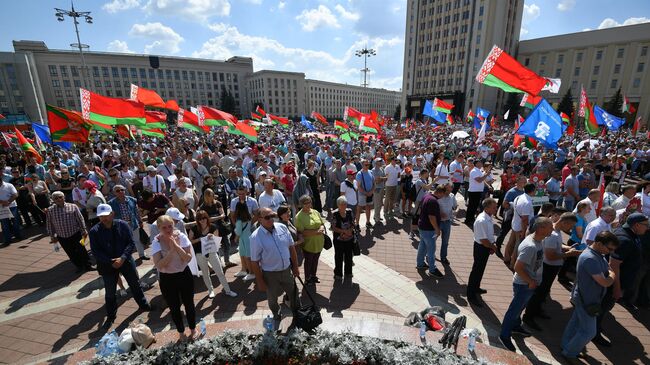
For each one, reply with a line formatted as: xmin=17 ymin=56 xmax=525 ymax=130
xmin=517 ymin=23 xmax=650 ymax=124
xmin=4 ymin=40 xmax=253 ymax=122
xmin=401 ymin=0 xmax=524 ymax=119
xmin=305 ymin=79 xmax=401 ymax=119
xmin=246 ymin=70 xmax=307 ymax=119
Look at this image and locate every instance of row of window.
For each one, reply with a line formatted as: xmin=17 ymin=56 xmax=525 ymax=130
xmin=526 ymin=46 xmax=648 ymax=67
xmin=415 ymin=77 xmax=464 ymax=91
xmin=545 ymin=62 xmax=645 ymax=79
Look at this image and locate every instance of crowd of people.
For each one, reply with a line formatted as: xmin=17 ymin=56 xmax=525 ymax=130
xmin=0 ymin=120 xmax=648 ymax=361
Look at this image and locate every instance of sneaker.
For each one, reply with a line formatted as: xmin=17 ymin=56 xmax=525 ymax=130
xmin=224 ymin=290 xmax=238 ymax=297
xmin=427 ymin=269 xmax=444 ymax=279
xmin=243 ymin=273 xmax=256 ymax=281
xmin=208 ymin=290 xmax=216 ymax=298
xmin=234 ymin=271 xmax=247 ymax=278
xmin=499 ymin=335 xmax=516 ymax=352
xmin=511 ymin=326 xmax=531 ymax=337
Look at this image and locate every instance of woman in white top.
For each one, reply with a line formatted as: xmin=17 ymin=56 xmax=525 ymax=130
xmin=172 ymin=177 xmax=198 ymax=210
xmin=151 ymin=215 xmax=198 ymax=341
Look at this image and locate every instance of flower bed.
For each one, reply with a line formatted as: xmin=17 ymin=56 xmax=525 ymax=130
xmin=84 ymin=329 xmax=488 ymax=365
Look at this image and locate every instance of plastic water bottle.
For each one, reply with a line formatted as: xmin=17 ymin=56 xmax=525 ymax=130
xmin=53 ymin=243 xmax=60 ymax=252
xmin=263 ymin=315 xmax=274 ymax=332
xmin=419 ymin=321 xmax=427 ymax=343
xmin=199 ymin=318 xmax=206 ymax=336
xmin=468 ymin=332 xmax=477 ymax=352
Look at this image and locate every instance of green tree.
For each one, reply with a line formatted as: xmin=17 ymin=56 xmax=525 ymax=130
xmin=393 ymin=104 xmax=401 ymax=120
xmin=219 ymin=89 xmax=237 ymax=114
xmin=557 ymin=88 xmax=574 ymax=117
xmin=604 ymin=87 xmax=623 ymax=118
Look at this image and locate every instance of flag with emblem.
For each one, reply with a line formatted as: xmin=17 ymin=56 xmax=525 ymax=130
xmin=46 ymin=104 xmax=91 ymax=143
xmin=130 ymin=84 xmax=165 ymax=108
xmin=80 ymin=88 xmax=145 ymax=126
xmin=579 ymin=86 xmax=599 ymax=136
xmin=517 ymin=99 xmax=564 ymax=149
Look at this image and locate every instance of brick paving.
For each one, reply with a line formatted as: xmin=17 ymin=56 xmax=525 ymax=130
xmin=0 ymin=189 xmax=649 ymax=364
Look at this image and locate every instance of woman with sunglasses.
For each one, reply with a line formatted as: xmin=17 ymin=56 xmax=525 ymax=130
xmin=294 ymin=194 xmax=325 ymax=285
xmin=188 ymin=210 xmax=237 ymax=298
xmin=151 ymin=215 xmax=198 ymax=341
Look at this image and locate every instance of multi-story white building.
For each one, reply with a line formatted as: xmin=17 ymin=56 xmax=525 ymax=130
xmin=246 ymin=70 xmax=307 ymax=118
xmin=3 ymin=40 xmax=253 ymax=122
xmin=518 ymin=23 xmax=650 ymax=123
xmin=401 ymin=0 xmax=524 ymax=119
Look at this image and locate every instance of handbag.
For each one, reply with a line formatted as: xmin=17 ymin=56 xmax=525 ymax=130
xmin=294 ymin=275 xmax=323 ymax=332
xmin=351 ymin=227 xmax=361 ymax=256
xmin=321 ymin=218 xmax=332 ymax=250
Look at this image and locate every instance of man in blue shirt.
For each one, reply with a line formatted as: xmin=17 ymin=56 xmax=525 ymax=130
xmin=90 ymin=204 xmax=152 ymax=329
xmin=249 ymin=207 xmax=301 ymax=327
xmin=356 ymin=160 xmax=375 ymax=229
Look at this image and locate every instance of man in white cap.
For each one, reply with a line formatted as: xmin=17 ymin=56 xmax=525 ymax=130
xmin=89 ymin=204 xmax=152 ymax=329
xmin=149 ymin=207 xmax=188 ymax=238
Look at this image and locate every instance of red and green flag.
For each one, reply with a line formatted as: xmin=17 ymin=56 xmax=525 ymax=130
xmin=227 ymin=121 xmax=258 ymax=142
xmin=466 ymin=109 xmax=475 ymax=122
xmin=80 ymin=88 xmax=145 ymax=126
xmin=255 ymin=106 xmax=267 ymax=116
xmin=520 ymin=93 xmax=543 ymax=109
xmin=164 ymin=100 xmax=180 ymax=112
xmin=560 ymin=112 xmax=570 ymax=124
xmin=446 ymin=114 xmax=454 ymax=125
xmin=251 ymin=111 xmax=263 ymax=121
xmin=177 ymin=108 xmax=208 ymax=133
xmin=15 ymin=128 xmax=43 ymax=163
xmin=46 ymin=104 xmax=91 ymax=143
xmin=268 ymin=114 xmax=289 ymax=128
xmin=632 ymin=116 xmax=642 ymax=136
xmin=143 ymin=111 xmax=168 ymax=129
xmin=360 ymin=118 xmax=380 ymax=134
xmin=140 ymin=128 xmax=165 ymax=138
xmin=335 ymin=120 xmax=349 ymax=131
xmin=433 ymin=98 xmax=454 ymax=114
xmin=622 ymin=95 xmax=636 ymax=114
xmin=344 ymin=106 xmax=366 ymax=126
xmin=130 ymin=84 xmax=165 ymax=109
xmin=311 ymin=111 xmax=328 ymax=125
xmin=476 ymin=45 xmax=550 ymax=96
xmin=197 ymin=105 xmax=236 ymax=127
xmin=116 ymin=125 xmax=136 ymax=140
xmin=579 ymin=86 xmax=599 ymax=136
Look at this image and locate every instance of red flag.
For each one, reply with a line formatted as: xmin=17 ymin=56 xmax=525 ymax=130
xmin=130 ymin=84 xmax=165 ymax=108
xmin=256 ymin=106 xmax=267 ymax=116
xmin=0 ymin=113 xmax=5 ymax=120
xmin=311 ymin=111 xmax=328 ymax=125
xmin=80 ymin=88 xmax=145 ymax=126
xmin=268 ymin=114 xmax=289 ymax=127
xmin=632 ymin=117 xmax=641 ymax=135
xmin=143 ymin=111 xmax=168 ymax=129
xmin=476 ymin=45 xmax=550 ymax=96
xmin=490 ymin=115 xmax=497 ymax=129
xmin=164 ymin=100 xmax=179 ymax=112
xmin=251 ymin=111 xmax=263 ymax=121
xmin=227 ymin=121 xmax=258 ymax=142
xmin=178 ymin=108 xmax=209 ymax=133
xmin=596 ymin=173 xmax=605 ymax=216
xmin=46 ymin=104 xmax=91 ymax=143
xmin=197 ymin=106 xmax=237 ymax=127
xmin=15 ymin=128 xmax=42 ymax=163
xmin=334 ymin=120 xmax=349 ymax=131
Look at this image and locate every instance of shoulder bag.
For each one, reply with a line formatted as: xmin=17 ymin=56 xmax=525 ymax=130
xmin=294 ymin=275 xmax=323 ymax=333
xmin=320 ymin=216 xmax=332 ymax=250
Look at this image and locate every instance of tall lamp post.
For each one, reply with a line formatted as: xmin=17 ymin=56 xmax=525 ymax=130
xmin=355 ymin=47 xmax=376 ymax=88
xmin=55 ymin=1 xmax=92 ymax=89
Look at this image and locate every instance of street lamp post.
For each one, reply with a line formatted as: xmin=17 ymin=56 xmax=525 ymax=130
xmin=355 ymin=47 xmax=376 ymax=88
xmin=55 ymin=1 xmax=92 ymax=89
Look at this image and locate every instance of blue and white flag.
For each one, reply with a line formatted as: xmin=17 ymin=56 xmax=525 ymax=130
xmin=517 ymin=98 xmax=564 ymax=150
xmin=422 ymin=100 xmax=447 ymax=123
xmin=593 ymin=105 xmax=625 ymax=131
xmin=32 ymin=122 xmax=72 ymax=150
xmin=474 ymin=107 xmax=491 ymax=130
xmin=300 ymin=115 xmax=316 ymax=131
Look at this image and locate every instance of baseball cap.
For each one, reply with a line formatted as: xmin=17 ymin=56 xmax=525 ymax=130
xmin=96 ymin=204 xmax=113 ymax=217
xmin=624 ymin=213 xmax=648 ymax=228
xmin=166 ymin=207 xmax=185 ymax=221
xmin=346 ymin=169 xmax=355 ymax=175
xmin=146 ymin=165 xmax=156 ymax=172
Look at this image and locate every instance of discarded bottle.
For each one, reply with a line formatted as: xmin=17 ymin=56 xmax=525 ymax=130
xmin=263 ymin=315 xmax=274 ymax=332
xmin=419 ymin=321 xmax=427 ymax=343
xmin=53 ymin=243 xmax=60 ymax=252
xmin=199 ymin=318 xmax=207 ymax=336
xmin=468 ymin=331 xmax=477 ymax=352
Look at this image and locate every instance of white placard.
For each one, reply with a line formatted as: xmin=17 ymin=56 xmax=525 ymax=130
xmin=531 ymin=196 xmax=550 ymax=207
xmin=200 ymin=235 xmax=221 ymax=255
xmin=412 ymin=171 xmax=420 ymax=180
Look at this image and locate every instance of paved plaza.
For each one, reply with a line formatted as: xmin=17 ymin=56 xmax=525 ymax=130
xmin=0 ymin=192 xmax=648 ymax=365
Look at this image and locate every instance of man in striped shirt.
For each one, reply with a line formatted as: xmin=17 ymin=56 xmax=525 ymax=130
xmin=46 ymin=191 xmax=94 ymax=273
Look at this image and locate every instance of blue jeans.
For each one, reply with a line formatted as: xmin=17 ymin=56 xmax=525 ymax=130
xmin=500 ymin=283 xmax=535 ymax=338
xmin=439 ymin=220 xmax=451 ymax=260
xmin=1 ymin=207 xmax=22 ymax=244
xmin=100 ymin=256 xmax=148 ymax=319
xmin=416 ymin=229 xmax=438 ymax=272
xmin=561 ymin=303 xmax=597 ymax=358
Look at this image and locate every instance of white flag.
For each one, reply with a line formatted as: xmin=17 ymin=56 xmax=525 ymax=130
xmin=504 ymin=109 xmax=510 ymax=120
xmin=476 ymin=120 xmax=488 ymax=144
xmin=542 ymin=78 xmax=562 ymax=93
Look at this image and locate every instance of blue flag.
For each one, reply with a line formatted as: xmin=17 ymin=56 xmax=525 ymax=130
xmin=422 ymin=100 xmax=447 ymax=123
xmin=474 ymin=107 xmax=491 ymax=130
xmin=300 ymin=115 xmax=316 ymax=131
xmin=517 ymin=99 xmax=564 ymax=149
xmin=593 ymin=105 xmax=625 ymax=131
xmin=32 ymin=122 xmax=72 ymax=150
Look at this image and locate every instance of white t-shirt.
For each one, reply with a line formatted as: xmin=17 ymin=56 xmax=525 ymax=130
xmin=582 ymin=217 xmax=611 ymax=244
xmin=434 ymin=163 xmax=450 ymax=185
xmin=150 ymin=232 xmax=192 ymax=274
xmin=340 ymin=179 xmax=359 ymax=205
xmin=258 ymin=189 xmax=286 ymax=212
xmin=143 ymin=175 xmax=165 ymax=193
xmin=384 ymin=164 xmax=401 ymax=187
xmin=512 ymin=193 xmax=533 ymax=232
xmin=473 ymin=212 xmax=495 ymax=243
xmin=448 ymin=160 xmax=463 ymax=183
xmin=573 ymin=197 xmax=597 ymax=223
xmin=0 ymin=182 xmax=18 ymax=208
xmin=468 ymin=167 xmax=485 ymax=192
